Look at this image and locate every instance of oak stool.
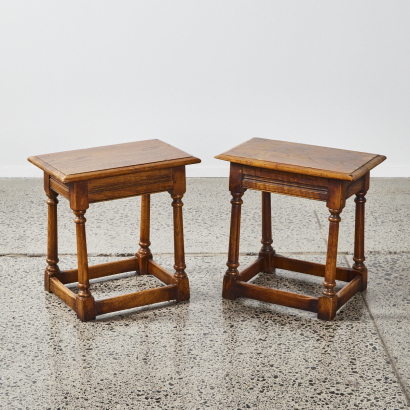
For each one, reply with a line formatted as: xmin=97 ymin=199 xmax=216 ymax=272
xmin=28 ymin=140 xmax=200 ymax=321
xmin=215 ymin=138 xmax=386 ymax=320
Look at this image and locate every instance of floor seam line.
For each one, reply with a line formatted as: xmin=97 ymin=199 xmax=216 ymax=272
xmin=1 ymin=252 xmax=350 ymax=258
xmin=2 ymin=251 xmax=410 ymax=258
xmin=343 ymin=254 xmax=410 ymax=405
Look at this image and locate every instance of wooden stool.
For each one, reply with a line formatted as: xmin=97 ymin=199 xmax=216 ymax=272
xmin=215 ymin=138 xmax=386 ymax=320
xmin=28 ymin=140 xmax=200 ymax=321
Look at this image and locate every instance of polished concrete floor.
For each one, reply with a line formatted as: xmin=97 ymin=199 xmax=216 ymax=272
xmin=0 ymin=178 xmax=409 ymax=409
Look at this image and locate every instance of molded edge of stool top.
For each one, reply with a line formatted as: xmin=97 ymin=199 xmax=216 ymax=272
xmin=215 ymin=138 xmax=386 ymax=181
xmin=28 ymin=139 xmax=201 ymax=183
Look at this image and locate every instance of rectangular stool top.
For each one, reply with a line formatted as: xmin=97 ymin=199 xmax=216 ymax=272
xmin=215 ymin=138 xmax=386 ymax=181
xmin=28 ymin=139 xmax=201 ymax=183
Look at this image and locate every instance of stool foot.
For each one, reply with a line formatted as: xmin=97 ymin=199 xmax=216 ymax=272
xmin=44 ymin=270 xmax=58 ymax=293
xmin=259 ymin=253 xmax=275 ymax=274
xmin=222 ymin=274 xmax=238 ymax=300
xmin=358 ymin=268 xmax=368 ymax=291
xmin=175 ymin=276 xmax=190 ymax=301
xmin=76 ymin=295 xmax=96 ymax=322
xmin=45 ymin=266 xmax=61 ymax=293
xmin=317 ymin=295 xmax=337 ymax=321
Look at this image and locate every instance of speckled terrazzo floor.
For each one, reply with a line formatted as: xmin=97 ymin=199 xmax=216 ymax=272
xmin=0 ymin=178 xmax=409 ymax=409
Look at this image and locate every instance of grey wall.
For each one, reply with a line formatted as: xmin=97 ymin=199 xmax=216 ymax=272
xmin=1 ymin=1 xmax=409 ymax=177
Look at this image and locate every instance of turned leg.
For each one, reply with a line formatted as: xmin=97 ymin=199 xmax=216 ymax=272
xmin=136 ymin=194 xmax=152 ymax=275
xmin=171 ymin=193 xmax=189 ymax=301
xmin=259 ymin=191 xmax=275 ymax=273
xmin=222 ymin=191 xmax=244 ymax=300
xmin=45 ymin=191 xmax=60 ymax=292
xmin=353 ymin=191 xmax=367 ymax=290
xmin=73 ymin=210 xmax=95 ymax=321
xmin=318 ymin=208 xmax=342 ymax=320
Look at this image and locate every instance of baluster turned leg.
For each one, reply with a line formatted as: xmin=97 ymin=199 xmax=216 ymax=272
xmin=171 ymin=193 xmax=189 ymax=301
xmin=259 ymin=192 xmax=275 ymax=273
xmin=137 ymin=194 xmax=152 ymax=275
xmin=318 ymin=208 xmax=342 ymax=320
xmin=222 ymin=191 xmax=244 ymax=300
xmin=73 ymin=210 xmax=95 ymax=321
xmin=353 ymin=191 xmax=367 ymax=290
xmin=45 ymin=191 xmax=60 ymax=292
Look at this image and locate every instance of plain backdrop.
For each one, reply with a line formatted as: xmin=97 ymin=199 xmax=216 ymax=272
xmin=1 ymin=1 xmax=409 ymax=177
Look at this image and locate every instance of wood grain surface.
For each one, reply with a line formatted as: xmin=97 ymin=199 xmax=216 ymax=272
xmin=28 ymin=139 xmax=200 ymax=182
xmin=215 ymin=138 xmax=386 ymax=181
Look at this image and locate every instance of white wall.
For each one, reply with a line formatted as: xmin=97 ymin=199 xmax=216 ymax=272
xmin=1 ymin=1 xmax=409 ymax=178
